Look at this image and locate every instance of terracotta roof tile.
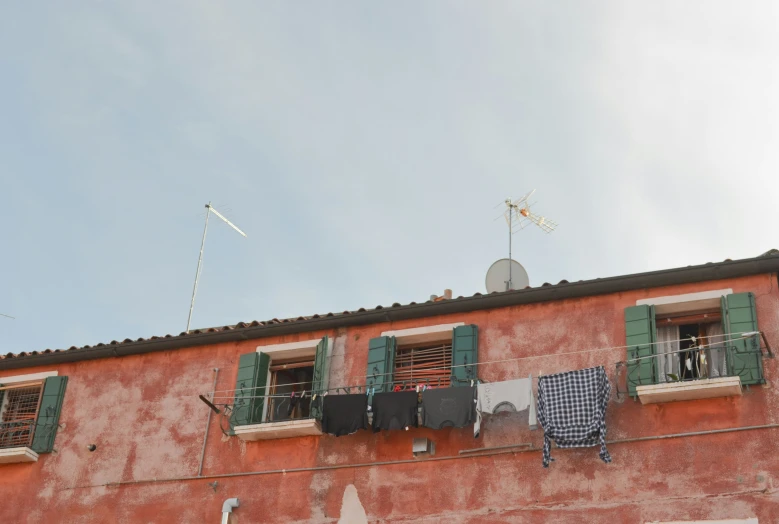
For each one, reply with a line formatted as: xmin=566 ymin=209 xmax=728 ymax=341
xmin=3 ymin=251 xmax=776 ymax=361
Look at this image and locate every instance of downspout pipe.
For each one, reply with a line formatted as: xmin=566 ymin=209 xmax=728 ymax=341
xmin=221 ymin=498 xmax=239 ymax=524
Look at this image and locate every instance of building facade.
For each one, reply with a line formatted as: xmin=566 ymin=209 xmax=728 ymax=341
xmin=1 ymin=254 xmax=778 ymax=523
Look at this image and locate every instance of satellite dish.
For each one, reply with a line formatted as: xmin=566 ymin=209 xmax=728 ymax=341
xmin=486 ymin=258 xmax=529 ymax=293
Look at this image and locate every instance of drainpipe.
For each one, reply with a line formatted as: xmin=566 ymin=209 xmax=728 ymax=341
xmin=221 ymin=498 xmax=239 ymax=524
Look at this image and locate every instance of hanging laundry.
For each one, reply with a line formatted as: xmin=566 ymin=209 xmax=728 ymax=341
xmin=321 ymin=394 xmax=369 ymax=437
xmin=536 ymin=366 xmax=611 ymax=468
xmin=474 ymin=378 xmax=537 ymax=438
xmin=371 ymin=391 xmax=419 ymax=432
xmin=421 ymin=387 xmax=476 ymax=430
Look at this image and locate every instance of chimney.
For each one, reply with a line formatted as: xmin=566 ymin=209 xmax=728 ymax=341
xmin=443 ymin=289 xmax=452 ymax=300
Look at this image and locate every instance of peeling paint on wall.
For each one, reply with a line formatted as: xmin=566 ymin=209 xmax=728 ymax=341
xmin=338 ymin=484 xmax=368 ymax=524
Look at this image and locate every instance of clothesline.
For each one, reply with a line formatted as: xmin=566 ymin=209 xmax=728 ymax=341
xmin=205 ymin=331 xmax=761 ymax=398
xmin=208 ymin=333 xmax=753 ymax=401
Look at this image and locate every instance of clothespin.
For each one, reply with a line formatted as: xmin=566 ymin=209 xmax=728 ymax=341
xmin=312 ymin=393 xmax=317 ymax=401
xmin=470 ymin=379 xmax=474 ymax=387
xmin=415 ymin=385 xmax=420 ymax=393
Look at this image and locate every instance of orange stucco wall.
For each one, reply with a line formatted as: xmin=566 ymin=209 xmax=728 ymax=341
xmin=1 ymin=274 xmax=778 ymax=523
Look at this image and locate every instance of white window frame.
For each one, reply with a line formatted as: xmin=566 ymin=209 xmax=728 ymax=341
xmin=255 ymin=338 xmax=333 ymax=423
xmin=0 ymin=371 xmax=58 ymax=386
xmin=381 ymin=322 xmax=464 ymax=346
xmin=637 ymin=289 xmax=732 ymax=316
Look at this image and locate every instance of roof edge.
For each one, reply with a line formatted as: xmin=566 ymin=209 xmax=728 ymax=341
xmin=3 ymin=254 xmax=779 ymax=371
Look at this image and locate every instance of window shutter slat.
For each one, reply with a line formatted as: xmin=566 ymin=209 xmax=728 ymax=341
xmin=231 ymin=352 xmax=270 ymax=428
xmin=625 ymin=305 xmax=656 ymax=396
xmin=452 ymin=325 xmax=478 ymax=387
xmin=722 ymin=293 xmax=764 ymax=385
xmin=311 ymin=337 xmax=329 ymax=420
xmin=367 ymin=336 xmax=395 ymax=393
xmin=31 ymin=376 xmax=68 ymax=453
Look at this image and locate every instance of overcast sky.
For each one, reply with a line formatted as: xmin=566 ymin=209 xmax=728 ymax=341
xmin=1 ymin=2 xmax=778 ymax=353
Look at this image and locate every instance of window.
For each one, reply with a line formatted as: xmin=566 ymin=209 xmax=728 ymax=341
xmin=231 ymin=337 xmax=330 ymax=440
xmin=265 ymin=358 xmax=314 ymax=422
xmin=655 ymin=312 xmax=725 ymax=382
xmin=0 ymin=374 xmax=68 ymax=462
xmin=366 ymin=323 xmax=478 ymax=392
xmin=394 ymin=341 xmax=453 ymax=388
xmin=0 ymin=383 xmax=43 ymax=449
xmin=625 ymin=292 xmax=764 ymax=400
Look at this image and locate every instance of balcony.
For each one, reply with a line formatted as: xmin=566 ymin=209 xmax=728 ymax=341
xmin=0 ymin=447 xmax=38 ymax=464
xmin=234 ymin=418 xmax=323 ymax=441
xmin=636 ymin=376 xmax=742 ymax=404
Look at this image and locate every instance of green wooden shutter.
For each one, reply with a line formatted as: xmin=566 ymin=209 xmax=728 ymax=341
xmin=625 ymin=305 xmax=657 ymax=396
xmin=452 ymin=325 xmax=478 ymax=387
xmin=722 ymin=293 xmax=764 ymax=385
xmin=31 ymin=376 xmax=68 ymax=453
xmin=311 ymin=336 xmax=329 ymax=419
xmin=366 ymin=336 xmax=396 ymax=393
xmin=231 ymin=352 xmax=270 ymax=428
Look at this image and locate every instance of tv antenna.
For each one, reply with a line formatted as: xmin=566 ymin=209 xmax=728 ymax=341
xmin=0 ymin=313 xmax=15 ymax=320
xmin=493 ymin=189 xmax=557 ymax=290
xmin=186 ymin=203 xmax=247 ymax=333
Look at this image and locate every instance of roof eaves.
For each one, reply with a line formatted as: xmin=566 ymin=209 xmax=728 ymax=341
xmin=2 ymin=252 xmax=778 ymax=371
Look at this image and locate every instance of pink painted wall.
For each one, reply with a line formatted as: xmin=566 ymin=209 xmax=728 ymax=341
xmin=1 ymin=273 xmax=778 ymax=523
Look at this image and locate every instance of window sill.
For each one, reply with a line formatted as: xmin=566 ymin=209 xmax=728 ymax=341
xmin=637 ymin=376 xmax=742 ymax=405
xmin=0 ymin=447 xmax=39 ymax=464
xmin=234 ymin=419 xmax=323 ymax=441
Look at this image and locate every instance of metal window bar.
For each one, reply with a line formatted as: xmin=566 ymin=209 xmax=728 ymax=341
xmin=0 ymin=383 xmax=43 ymax=449
xmin=623 ymin=343 xmax=764 ymax=391
xmin=395 ymin=343 xmax=453 ymax=389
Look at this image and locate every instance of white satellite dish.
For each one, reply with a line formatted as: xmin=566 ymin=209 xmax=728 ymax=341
xmin=486 ymin=258 xmax=529 ymax=293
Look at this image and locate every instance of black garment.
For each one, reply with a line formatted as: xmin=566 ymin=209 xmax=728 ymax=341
xmin=321 ymin=394 xmax=369 ymax=437
xmin=421 ymin=387 xmax=476 ymax=429
xmin=371 ymin=391 xmax=419 ymax=432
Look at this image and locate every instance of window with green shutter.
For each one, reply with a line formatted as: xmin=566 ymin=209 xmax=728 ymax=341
xmin=31 ymin=377 xmax=68 ymax=453
xmin=310 ymin=336 xmax=330 ymax=419
xmin=625 ymin=305 xmax=657 ymax=396
xmin=231 ymin=352 xmax=270 ymax=428
xmin=366 ymin=336 xmax=396 ymax=393
xmin=451 ymin=325 xmax=478 ymax=386
xmin=722 ymin=292 xmax=764 ymax=385
xmin=625 ymin=292 xmax=765 ymax=395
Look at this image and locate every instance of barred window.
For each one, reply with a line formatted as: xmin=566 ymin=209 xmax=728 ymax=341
xmin=0 ymin=383 xmax=43 ymax=449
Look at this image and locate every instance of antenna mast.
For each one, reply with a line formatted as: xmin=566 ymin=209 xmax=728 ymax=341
xmin=495 ymin=189 xmax=558 ymax=290
xmin=186 ymin=203 xmax=247 ymax=333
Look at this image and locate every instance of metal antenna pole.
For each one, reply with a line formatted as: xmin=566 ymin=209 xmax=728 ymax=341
xmin=187 ymin=203 xmax=211 ymax=333
xmin=0 ymin=313 xmax=15 ymax=320
xmin=508 ymin=200 xmax=513 ymax=291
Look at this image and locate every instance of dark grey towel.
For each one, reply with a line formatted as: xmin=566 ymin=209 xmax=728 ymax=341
xmin=421 ymin=387 xmax=476 ymax=429
xmin=372 ymin=391 xmax=419 ymax=432
xmin=321 ymin=394 xmax=368 ymax=437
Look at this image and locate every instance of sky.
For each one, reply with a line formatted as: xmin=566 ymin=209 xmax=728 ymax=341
xmin=1 ymin=2 xmax=778 ymax=353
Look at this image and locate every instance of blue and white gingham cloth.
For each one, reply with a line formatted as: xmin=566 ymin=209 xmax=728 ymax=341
xmin=536 ymin=366 xmax=611 ymax=468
